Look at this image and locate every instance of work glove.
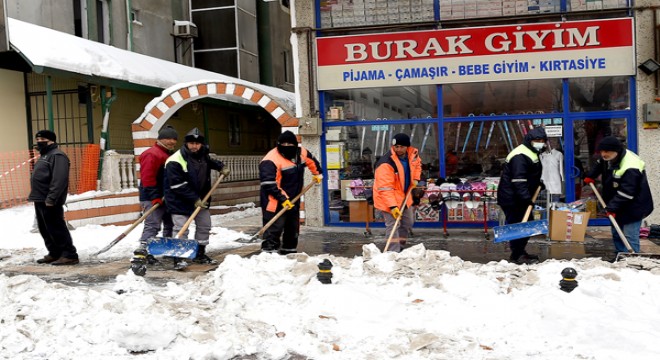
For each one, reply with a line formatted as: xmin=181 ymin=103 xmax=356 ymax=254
xmin=606 ymin=211 xmax=616 ymax=218
xmin=390 ymin=207 xmax=402 ymax=220
xmin=45 ymin=201 xmax=54 ymax=207
xmin=523 ymin=198 xmax=535 ymax=208
xmin=282 ymin=199 xmax=294 ymax=210
xmin=221 ymin=168 xmax=231 ymax=177
xmin=584 ymin=177 xmax=595 ymax=185
xmin=539 ymin=182 xmax=546 ymax=191
xmin=194 ymin=199 xmax=209 ymax=209
xmin=313 ymin=174 xmax=323 ymax=184
xmin=151 ymin=198 xmax=163 ymax=206
xmin=412 ymin=180 xmax=419 ymax=187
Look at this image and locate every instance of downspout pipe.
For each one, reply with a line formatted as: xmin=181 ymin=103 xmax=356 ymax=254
xmin=125 ymin=0 xmax=133 ymax=51
xmin=46 ymin=75 xmax=54 ymax=131
xmin=98 ymin=86 xmax=118 ymax=184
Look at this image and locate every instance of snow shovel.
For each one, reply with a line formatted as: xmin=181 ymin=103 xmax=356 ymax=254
xmin=237 ymin=181 xmax=317 ymax=244
xmin=93 ymin=203 xmax=161 ymax=257
xmin=493 ymin=186 xmax=548 ymax=243
xmin=147 ymin=174 xmax=226 ymax=258
xmin=588 ymin=182 xmax=660 ymax=261
xmin=383 ymin=186 xmax=415 ymax=252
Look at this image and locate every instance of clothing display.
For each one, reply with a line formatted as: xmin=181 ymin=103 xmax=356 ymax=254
xmin=540 ymin=148 xmax=564 ymax=195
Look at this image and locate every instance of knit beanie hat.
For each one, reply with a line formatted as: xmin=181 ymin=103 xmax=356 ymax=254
xmin=392 ymin=133 xmax=411 ymax=147
xmin=597 ymin=136 xmax=623 ymax=152
xmin=35 ymin=130 xmax=56 ymax=142
xmin=277 ymin=130 xmax=298 ymax=146
xmin=184 ymin=127 xmax=205 ymax=143
xmin=158 ymin=125 xmax=178 ymax=140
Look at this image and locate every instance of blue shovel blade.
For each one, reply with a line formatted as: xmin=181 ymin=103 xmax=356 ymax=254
xmin=147 ymin=237 xmax=198 ymax=259
xmin=493 ymin=219 xmax=548 ymax=243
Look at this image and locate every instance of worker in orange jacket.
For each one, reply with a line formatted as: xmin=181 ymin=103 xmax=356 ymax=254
xmin=259 ymin=131 xmax=322 ymax=254
xmin=373 ymin=133 xmax=422 ymax=252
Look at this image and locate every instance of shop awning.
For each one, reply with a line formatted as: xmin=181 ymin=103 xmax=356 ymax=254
xmin=7 ymin=17 xmax=295 ymax=111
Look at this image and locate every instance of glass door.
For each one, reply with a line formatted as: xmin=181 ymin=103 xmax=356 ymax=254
xmin=565 ymin=118 xmax=629 ymax=221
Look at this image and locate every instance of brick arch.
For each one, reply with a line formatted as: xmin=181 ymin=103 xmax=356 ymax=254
xmin=131 ymin=81 xmax=299 ymax=156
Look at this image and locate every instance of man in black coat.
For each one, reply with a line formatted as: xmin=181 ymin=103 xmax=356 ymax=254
xmin=497 ymin=126 xmax=547 ymax=265
xmin=164 ymin=128 xmax=229 ymax=266
xmin=584 ymin=136 xmax=653 ymax=258
xmin=28 ymin=130 xmax=79 ymax=265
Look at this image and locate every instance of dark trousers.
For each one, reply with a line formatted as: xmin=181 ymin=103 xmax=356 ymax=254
xmin=501 ymin=204 xmax=530 ymax=260
xmin=34 ymin=202 xmax=78 ymax=259
xmin=261 ymin=207 xmax=300 ymax=252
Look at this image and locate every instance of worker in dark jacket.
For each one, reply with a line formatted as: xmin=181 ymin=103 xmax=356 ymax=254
xmin=164 ymin=128 xmax=229 ymax=266
xmin=136 ymin=126 xmax=177 ymax=253
xmin=584 ymin=136 xmax=653 ymax=258
xmin=28 ymin=130 xmax=79 ymax=265
xmin=497 ymin=126 xmax=547 ymax=265
xmin=259 ymin=130 xmax=322 ymax=254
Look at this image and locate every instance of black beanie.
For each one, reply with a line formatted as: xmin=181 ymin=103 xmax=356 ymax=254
xmin=158 ymin=126 xmax=178 ymax=140
xmin=35 ymin=130 xmax=56 ymax=142
xmin=277 ymin=130 xmax=298 ymax=146
xmin=597 ymin=136 xmax=623 ymax=152
xmin=184 ymin=127 xmax=205 ymax=143
xmin=392 ymin=133 xmax=411 ymax=147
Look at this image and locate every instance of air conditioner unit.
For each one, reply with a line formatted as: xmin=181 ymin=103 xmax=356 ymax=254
xmin=173 ymin=20 xmax=198 ymax=38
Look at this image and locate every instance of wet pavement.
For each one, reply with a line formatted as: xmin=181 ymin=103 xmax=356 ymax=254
xmin=3 ymin=214 xmax=660 ymax=285
xmin=229 ymin=215 xmax=660 ymax=264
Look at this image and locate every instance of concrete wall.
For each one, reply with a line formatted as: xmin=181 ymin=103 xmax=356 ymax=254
xmin=0 ymin=69 xmax=28 ymax=152
xmin=293 ymin=0 xmax=323 ymax=226
xmin=634 ymin=1 xmax=660 ymax=225
xmin=6 ymin=0 xmax=75 ymax=34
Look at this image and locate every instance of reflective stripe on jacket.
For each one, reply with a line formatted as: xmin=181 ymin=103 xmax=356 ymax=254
xmin=373 ymin=146 xmax=422 ymax=213
xmin=497 ymin=143 xmax=543 ymax=207
xmin=259 ymin=147 xmax=322 ymax=213
xmin=587 ymin=150 xmax=653 ymax=225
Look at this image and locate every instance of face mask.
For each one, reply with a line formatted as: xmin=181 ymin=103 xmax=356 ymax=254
xmin=277 ymin=144 xmax=297 ymax=160
xmin=532 ymin=142 xmax=545 ymax=151
xmin=36 ymin=141 xmax=49 ymax=151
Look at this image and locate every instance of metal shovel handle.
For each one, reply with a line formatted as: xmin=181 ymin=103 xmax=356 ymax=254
xmin=176 ymin=173 xmax=226 ymax=238
xmin=589 ymin=182 xmax=634 ymax=253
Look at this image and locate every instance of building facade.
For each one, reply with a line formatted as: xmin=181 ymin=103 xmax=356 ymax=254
xmin=292 ymin=0 xmax=660 ymax=228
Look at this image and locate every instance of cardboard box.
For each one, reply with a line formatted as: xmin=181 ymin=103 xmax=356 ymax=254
xmin=549 ymin=210 xmax=591 ymax=242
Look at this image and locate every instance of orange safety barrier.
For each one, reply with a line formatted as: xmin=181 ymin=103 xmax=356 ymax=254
xmin=0 ymin=144 xmax=100 ymax=209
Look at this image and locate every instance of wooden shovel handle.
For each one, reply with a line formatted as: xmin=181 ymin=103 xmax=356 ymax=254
xmin=589 ymin=182 xmax=634 ymax=253
xmin=256 ymin=181 xmax=317 ymax=237
xmin=521 ymin=186 xmax=542 ymax=223
xmin=176 ymin=173 xmax=226 ymax=238
xmin=383 ymin=185 xmax=415 ymax=252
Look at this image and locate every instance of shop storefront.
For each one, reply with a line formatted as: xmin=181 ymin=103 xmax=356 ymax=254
xmin=315 ymin=15 xmax=637 ymax=229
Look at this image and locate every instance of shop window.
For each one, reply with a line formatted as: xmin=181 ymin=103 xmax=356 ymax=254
xmin=325 ymin=123 xmax=439 ymax=223
xmin=324 ymin=86 xmax=437 ymax=122
xmin=568 ymin=76 xmax=629 ymax=112
xmin=443 ymin=118 xmax=561 ymax=178
xmin=443 ymin=79 xmax=562 ymax=117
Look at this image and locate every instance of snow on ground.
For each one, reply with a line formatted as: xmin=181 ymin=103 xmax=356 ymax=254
xmin=1 ymin=204 xmax=660 ymax=359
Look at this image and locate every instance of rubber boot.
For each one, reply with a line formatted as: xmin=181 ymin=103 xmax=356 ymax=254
xmin=130 ymin=249 xmax=148 ymax=276
xmin=193 ymin=245 xmax=217 ymax=264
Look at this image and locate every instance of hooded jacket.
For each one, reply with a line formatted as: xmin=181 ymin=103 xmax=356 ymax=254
xmin=373 ymin=146 xmax=422 ymax=213
xmin=164 ymin=144 xmax=224 ymax=216
xmin=586 ymin=149 xmax=653 ymax=225
xmin=497 ymin=127 xmax=546 ymax=207
xmin=28 ymin=143 xmax=70 ymax=206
